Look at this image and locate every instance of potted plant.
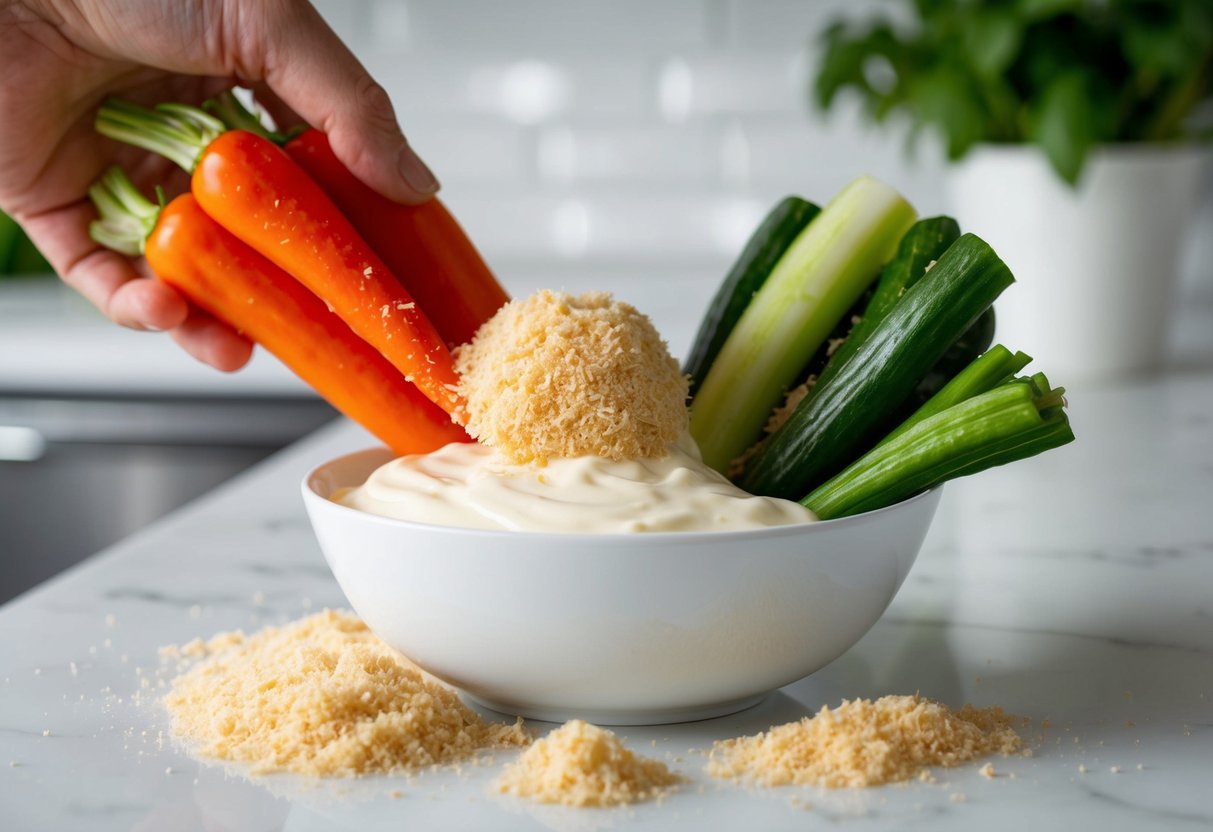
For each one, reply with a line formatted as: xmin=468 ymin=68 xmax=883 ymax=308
xmin=814 ymin=0 xmax=1212 ymax=380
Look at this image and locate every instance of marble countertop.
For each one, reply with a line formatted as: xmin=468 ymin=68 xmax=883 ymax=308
xmin=1 ymin=363 xmax=1211 ymax=831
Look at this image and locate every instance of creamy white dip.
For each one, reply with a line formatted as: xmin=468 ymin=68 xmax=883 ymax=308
xmin=334 ymin=433 xmax=817 ymax=533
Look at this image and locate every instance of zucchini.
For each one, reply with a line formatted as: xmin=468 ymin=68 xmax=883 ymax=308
xmin=739 ymin=232 xmax=1015 ymax=500
xmin=813 ymin=216 xmax=961 ymax=393
xmin=684 ymin=197 xmax=820 ymax=398
xmin=689 ymin=176 xmax=917 ymax=473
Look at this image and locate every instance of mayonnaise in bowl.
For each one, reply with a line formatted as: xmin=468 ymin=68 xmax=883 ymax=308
xmin=333 ymin=433 xmax=816 ymax=534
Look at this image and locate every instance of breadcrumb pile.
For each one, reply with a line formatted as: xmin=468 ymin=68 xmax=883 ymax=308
xmin=495 ymin=719 xmax=683 ymax=807
xmin=162 ymin=610 xmax=529 ymax=776
xmin=707 ymin=694 xmax=1022 ymax=788
xmin=454 ymin=290 xmax=688 ymax=464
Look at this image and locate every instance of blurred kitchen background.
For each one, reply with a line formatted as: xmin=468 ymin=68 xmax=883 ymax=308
xmin=2 ymin=0 xmax=1211 ymax=601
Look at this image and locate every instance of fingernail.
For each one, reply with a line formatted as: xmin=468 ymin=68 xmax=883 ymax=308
xmin=398 ymin=146 xmax=440 ymax=195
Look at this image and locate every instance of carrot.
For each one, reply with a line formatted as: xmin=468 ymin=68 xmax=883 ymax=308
xmin=284 ymin=130 xmax=508 ymax=348
xmin=204 ymin=91 xmax=508 ymax=347
xmin=87 ymin=166 xmax=470 ymax=455
xmin=95 ymin=99 xmax=463 ymax=417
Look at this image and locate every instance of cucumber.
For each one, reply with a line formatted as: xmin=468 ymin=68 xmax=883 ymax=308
xmin=903 ymin=305 xmax=996 ymax=413
xmin=684 ymin=197 xmax=820 ymax=397
xmin=739 ymin=232 xmax=1015 ymax=500
xmin=813 ymin=216 xmax=961 ymax=393
xmin=690 ymin=176 xmax=917 ymax=474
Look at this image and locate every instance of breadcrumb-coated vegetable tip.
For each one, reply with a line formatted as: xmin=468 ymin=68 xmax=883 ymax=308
xmin=454 ymin=290 xmax=689 ymax=464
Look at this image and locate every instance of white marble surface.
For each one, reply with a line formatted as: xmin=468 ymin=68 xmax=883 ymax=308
xmin=1 ymin=361 xmax=1211 ymax=830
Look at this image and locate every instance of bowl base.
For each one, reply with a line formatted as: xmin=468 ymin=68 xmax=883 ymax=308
xmin=462 ymin=691 xmax=770 ymax=726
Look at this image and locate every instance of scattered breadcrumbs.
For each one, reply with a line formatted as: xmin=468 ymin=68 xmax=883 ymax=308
xmin=728 ymin=380 xmax=813 ymax=479
xmin=162 ymin=610 xmax=529 ymax=776
xmin=454 ymin=290 xmax=688 ymax=463
xmin=495 ymin=719 xmax=683 ymax=807
xmin=707 ymin=694 xmax=1023 ymax=788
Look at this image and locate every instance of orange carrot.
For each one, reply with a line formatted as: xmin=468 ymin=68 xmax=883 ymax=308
xmin=87 ymin=167 xmax=470 ymax=455
xmin=95 ymin=99 xmax=464 ymax=417
xmin=285 ymin=129 xmax=508 ymax=348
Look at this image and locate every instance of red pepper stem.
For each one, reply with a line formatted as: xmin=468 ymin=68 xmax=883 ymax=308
xmin=86 ymin=166 xmax=162 ymax=257
xmin=95 ymin=98 xmax=225 ymax=174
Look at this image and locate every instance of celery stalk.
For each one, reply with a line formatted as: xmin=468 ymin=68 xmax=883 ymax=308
xmin=689 ymin=176 xmax=917 ymax=473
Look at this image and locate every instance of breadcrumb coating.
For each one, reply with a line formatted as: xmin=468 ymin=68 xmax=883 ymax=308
xmin=454 ymin=290 xmax=688 ymax=463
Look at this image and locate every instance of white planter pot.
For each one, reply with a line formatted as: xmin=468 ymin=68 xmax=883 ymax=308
xmin=946 ymin=144 xmax=1210 ymax=382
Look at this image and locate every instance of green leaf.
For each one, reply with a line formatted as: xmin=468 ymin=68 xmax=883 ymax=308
xmin=814 ymin=22 xmax=866 ymax=109
xmin=1017 ymin=0 xmax=1083 ymax=21
xmin=0 ymin=212 xmax=19 ymax=274
xmin=909 ymin=67 xmax=991 ymax=159
xmin=1030 ymin=72 xmax=1094 ymax=185
xmin=963 ymin=8 xmax=1023 ymax=78
xmin=1120 ymin=2 xmax=1200 ymax=78
xmin=9 ymin=237 xmax=51 ymax=275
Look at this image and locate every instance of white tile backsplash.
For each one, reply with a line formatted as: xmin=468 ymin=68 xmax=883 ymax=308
xmin=656 ymin=52 xmax=810 ymax=121
xmin=372 ymin=0 xmax=712 ymax=54
xmin=439 ymin=191 xmax=767 ymax=270
xmin=405 ymin=119 xmax=533 ymax=187
xmin=309 ymin=0 xmax=1069 ymax=280
xmin=536 ymin=123 xmax=723 ymax=187
xmin=365 ymin=53 xmax=654 ymax=123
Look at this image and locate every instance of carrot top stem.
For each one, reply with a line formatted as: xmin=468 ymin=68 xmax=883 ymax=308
xmin=95 ymin=98 xmax=225 ymax=173
xmin=87 ymin=167 xmax=161 ymax=256
xmin=203 ymin=90 xmax=288 ymax=144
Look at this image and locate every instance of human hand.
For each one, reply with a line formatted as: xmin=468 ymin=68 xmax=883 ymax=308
xmin=0 ymin=0 xmax=438 ymax=370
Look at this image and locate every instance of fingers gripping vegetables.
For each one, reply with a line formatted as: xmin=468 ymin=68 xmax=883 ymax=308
xmin=94 ymin=99 xmax=463 ymax=417
xmin=740 ymin=233 xmax=1015 ymax=501
xmin=689 ymin=177 xmax=917 ymax=473
xmin=205 ymin=91 xmax=509 ymax=348
xmin=87 ymin=167 xmax=469 ymax=456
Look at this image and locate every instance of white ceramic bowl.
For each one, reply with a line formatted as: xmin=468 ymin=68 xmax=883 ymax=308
xmin=303 ymin=448 xmax=942 ymax=725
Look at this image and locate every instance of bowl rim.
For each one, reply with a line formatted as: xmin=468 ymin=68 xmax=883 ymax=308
xmin=303 ymin=446 xmax=943 ymax=544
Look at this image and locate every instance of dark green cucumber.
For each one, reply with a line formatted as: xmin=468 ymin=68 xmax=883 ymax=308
xmin=903 ymin=305 xmax=997 ymax=413
xmin=739 ymin=232 xmax=1015 ymax=500
xmin=813 ymin=216 xmax=961 ymax=393
xmin=684 ymin=196 xmax=820 ymax=397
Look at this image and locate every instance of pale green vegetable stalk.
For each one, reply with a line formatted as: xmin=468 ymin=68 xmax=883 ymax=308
xmin=689 ymin=176 xmax=917 ymax=473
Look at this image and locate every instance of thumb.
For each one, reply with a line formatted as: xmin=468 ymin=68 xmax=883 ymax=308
xmin=256 ymin=2 xmax=439 ymax=204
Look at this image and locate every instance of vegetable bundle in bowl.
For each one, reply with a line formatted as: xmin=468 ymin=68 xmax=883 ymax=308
xmin=685 ymin=177 xmax=1073 ymax=519
xmin=83 ymin=86 xmax=1072 ymax=525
